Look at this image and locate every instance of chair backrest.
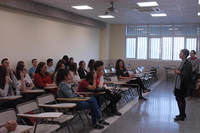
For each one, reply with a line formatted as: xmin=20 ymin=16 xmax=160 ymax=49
xmin=0 ymin=109 xmax=17 ymax=124
xmin=17 ymin=100 xmax=39 ymax=114
xmin=111 ymin=76 xmax=118 ymax=82
xmin=37 ymin=94 xmax=55 ymax=104
xmin=111 ymin=68 xmax=116 ymax=73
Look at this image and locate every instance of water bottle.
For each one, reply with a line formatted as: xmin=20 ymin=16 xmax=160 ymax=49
xmin=16 ymin=84 xmax=20 ymax=96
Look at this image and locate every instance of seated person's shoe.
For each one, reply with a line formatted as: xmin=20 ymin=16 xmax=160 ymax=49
xmin=143 ymin=89 xmax=151 ymax=93
xmin=94 ymin=124 xmax=104 ymax=129
xmin=99 ymin=119 xmax=110 ymax=125
xmin=112 ymin=110 xmax=122 ymax=116
xmin=174 ymin=116 xmax=185 ymax=121
xmin=139 ymin=97 xmax=147 ymax=100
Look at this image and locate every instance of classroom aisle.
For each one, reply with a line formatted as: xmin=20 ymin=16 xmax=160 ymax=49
xmin=102 ymin=81 xmax=200 ymax=133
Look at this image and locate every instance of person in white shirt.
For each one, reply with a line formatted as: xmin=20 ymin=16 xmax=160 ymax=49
xmin=69 ymin=63 xmax=80 ymax=81
xmin=87 ymin=59 xmax=95 ymax=72
xmin=46 ymin=58 xmax=55 ymax=77
xmin=16 ymin=64 xmax=38 ymax=100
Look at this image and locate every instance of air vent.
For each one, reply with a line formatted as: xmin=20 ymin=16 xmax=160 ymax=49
xmin=131 ymin=7 xmax=161 ymax=13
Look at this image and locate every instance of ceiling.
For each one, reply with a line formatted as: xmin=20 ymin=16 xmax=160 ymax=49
xmin=32 ymin=0 xmax=200 ymax=24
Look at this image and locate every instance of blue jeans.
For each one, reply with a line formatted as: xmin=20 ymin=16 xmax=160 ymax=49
xmin=189 ymin=72 xmax=198 ymax=96
xmin=76 ymin=97 xmax=101 ymax=125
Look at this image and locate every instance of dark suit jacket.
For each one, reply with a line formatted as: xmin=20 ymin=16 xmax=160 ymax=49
xmin=175 ymin=59 xmax=192 ymax=97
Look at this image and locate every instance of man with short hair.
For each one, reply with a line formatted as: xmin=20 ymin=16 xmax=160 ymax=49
xmin=94 ymin=60 xmax=122 ymax=116
xmin=187 ymin=50 xmax=200 ymax=100
xmin=47 ymin=58 xmax=54 ymax=76
xmin=29 ymin=59 xmax=37 ymax=79
xmin=1 ymin=58 xmax=15 ymax=78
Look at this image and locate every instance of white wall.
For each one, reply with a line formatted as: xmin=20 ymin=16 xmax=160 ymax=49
xmin=0 ymin=7 xmax=100 ymax=70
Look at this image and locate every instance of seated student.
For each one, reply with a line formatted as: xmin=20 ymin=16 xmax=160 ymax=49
xmin=1 ymin=58 xmax=15 ymax=78
xmin=115 ymin=59 xmax=150 ymax=100
xmin=29 ymin=59 xmax=37 ymax=79
xmin=69 ymin=63 xmax=80 ymax=81
xmin=78 ymin=61 xmax=87 ymax=79
xmin=69 ymin=57 xmax=74 ymax=66
xmin=53 ymin=62 xmax=65 ymax=83
xmin=87 ymin=59 xmax=95 ymax=72
xmin=16 ymin=64 xmax=39 ymax=100
xmin=46 ymin=58 xmax=55 ymax=77
xmin=34 ymin=62 xmax=57 ymax=94
xmin=16 ymin=61 xmax=24 ymax=66
xmin=78 ymin=72 xmax=105 ymax=108
xmin=0 ymin=120 xmax=17 ymax=133
xmin=94 ymin=61 xmax=122 ymax=116
xmin=56 ymin=69 xmax=109 ymax=129
xmin=0 ymin=66 xmax=26 ymax=109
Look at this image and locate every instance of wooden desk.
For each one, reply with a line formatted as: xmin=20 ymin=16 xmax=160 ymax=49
xmin=74 ymin=92 xmax=105 ymax=95
xmin=17 ymin=112 xmax=63 ymax=119
xmin=19 ymin=90 xmax=44 ymax=93
xmin=44 ymin=86 xmax=58 ymax=89
xmin=105 ymin=80 xmax=128 ymax=84
xmin=105 ymin=87 xmax=114 ymax=90
xmin=10 ymin=125 xmax=33 ymax=133
xmin=38 ymin=103 xmax=76 ymax=109
xmin=57 ymin=97 xmax=90 ymax=101
xmin=0 ymin=96 xmax=22 ymax=100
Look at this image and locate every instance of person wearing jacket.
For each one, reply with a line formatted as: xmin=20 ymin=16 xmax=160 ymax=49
xmin=174 ymin=49 xmax=192 ymax=121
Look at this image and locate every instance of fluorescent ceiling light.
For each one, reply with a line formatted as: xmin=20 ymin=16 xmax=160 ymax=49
xmin=71 ymin=5 xmax=93 ymax=10
xmin=198 ymin=12 xmax=200 ymax=16
xmin=199 ymin=0 xmax=200 ymax=4
xmin=151 ymin=13 xmax=167 ymax=17
xmin=137 ymin=2 xmax=158 ymax=7
xmin=98 ymin=15 xmax=115 ymax=18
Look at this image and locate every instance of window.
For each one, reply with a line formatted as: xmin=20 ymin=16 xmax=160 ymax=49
xmin=126 ymin=38 xmax=136 ymax=58
xmin=137 ymin=37 xmax=147 ymax=59
xmin=149 ymin=25 xmax=160 ymax=36
xmin=161 ymin=25 xmax=172 ymax=36
xmin=186 ymin=38 xmax=197 ymax=52
xmin=187 ymin=25 xmax=199 ymax=36
xmin=173 ymin=37 xmax=185 ymax=60
xmin=149 ymin=38 xmax=160 ymax=59
xmin=136 ymin=25 xmax=147 ymax=36
xmin=125 ymin=24 xmax=199 ymax=60
xmin=175 ymin=25 xmax=186 ymax=36
xmin=162 ymin=37 xmax=173 ymax=60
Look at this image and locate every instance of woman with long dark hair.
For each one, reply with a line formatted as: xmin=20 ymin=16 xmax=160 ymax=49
xmin=34 ymin=62 xmax=57 ymax=94
xmin=0 ymin=66 xmax=26 ymax=109
xmin=174 ymin=49 xmax=192 ymax=121
xmin=16 ymin=64 xmax=35 ymax=91
xmin=56 ymin=69 xmax=109 ymax=129
xmin=115 ymin=59 xmax=149 ymax=100
xmin=69 ymin=63 xmax=80 ymax=81
xmin=78 ymin=61 xmax=87 ymax=79
xmin=53 ymin=61 xmax=65 ymax=82
xmin=87 ymin=59 xmax=95 ymax=72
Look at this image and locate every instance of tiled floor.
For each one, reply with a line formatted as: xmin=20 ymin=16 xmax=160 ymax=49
xmin=58 ymin=80 xmax=200 ymax=133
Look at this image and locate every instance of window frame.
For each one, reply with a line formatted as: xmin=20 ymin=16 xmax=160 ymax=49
xmin=124 ymin=24 xmax=200 ymax=61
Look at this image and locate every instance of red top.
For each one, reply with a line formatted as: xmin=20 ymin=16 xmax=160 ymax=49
xmin=34 ymin=73 xmax=57 ymax=94
xmin=78 ymin=80 xmax=90 ymax=92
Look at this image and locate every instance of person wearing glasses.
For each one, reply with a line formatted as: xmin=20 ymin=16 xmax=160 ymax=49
xmin=187 ymin=50 xmax=200 ymax=100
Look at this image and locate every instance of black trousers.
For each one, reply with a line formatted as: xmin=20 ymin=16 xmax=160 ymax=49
xmin=127 ymin=77 xmax=145 ymax=98
xmin=103 ymin=91 xmax=121 ymax=112
xmin=175 ymin=96 xmax=186 ymax=117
